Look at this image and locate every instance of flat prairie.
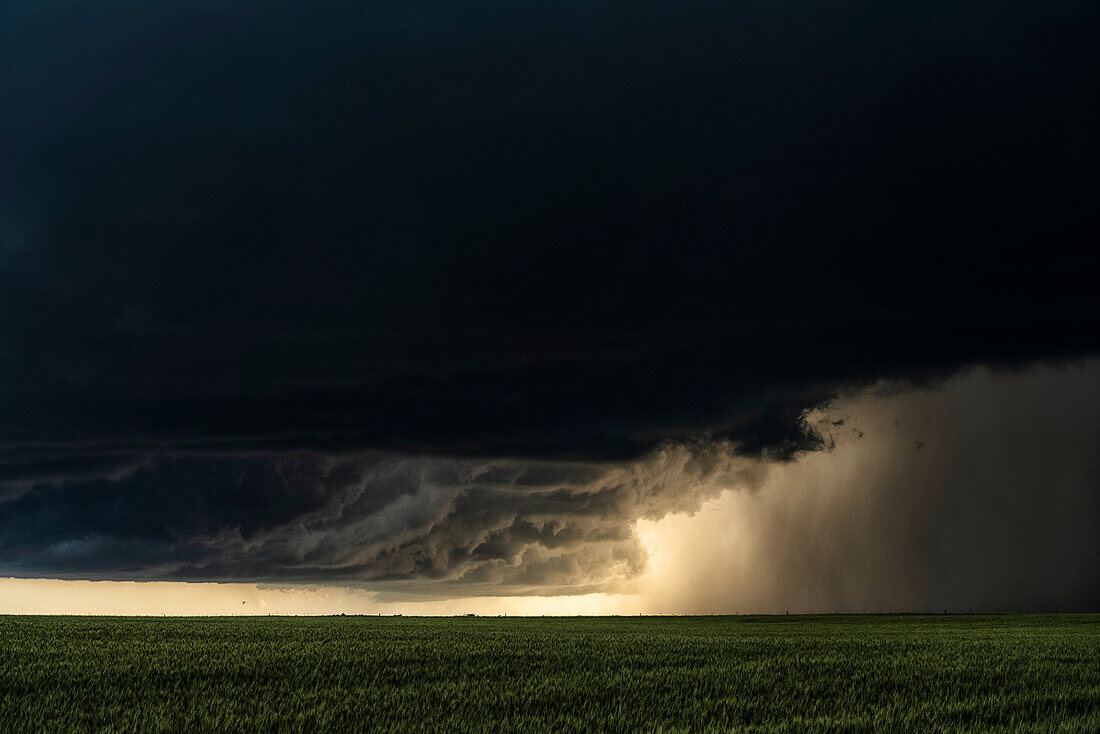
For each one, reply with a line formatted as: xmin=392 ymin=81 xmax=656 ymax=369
xmin=1 ymin=614 xmax=1098 ymax=732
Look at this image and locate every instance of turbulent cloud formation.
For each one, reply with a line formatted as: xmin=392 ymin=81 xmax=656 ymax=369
xmin=0 ymin=442 xmax=761 ymax=594
xmin=3 ymin=360 xmax=1096 ymax=612
xmin=2 ymin=1 xmax=1098 ymax=607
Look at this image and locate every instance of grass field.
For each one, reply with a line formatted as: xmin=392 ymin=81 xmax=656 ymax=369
xmin=1 ymin=614 xmax=1098 ymax=732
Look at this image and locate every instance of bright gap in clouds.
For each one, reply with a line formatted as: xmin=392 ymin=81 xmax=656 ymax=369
xmin=2 ymin=360 xmax=1096 ymax=615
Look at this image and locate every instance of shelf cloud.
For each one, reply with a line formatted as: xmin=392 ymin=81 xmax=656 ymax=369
xmin=2 ymin=361 xmax=1096 ymax=611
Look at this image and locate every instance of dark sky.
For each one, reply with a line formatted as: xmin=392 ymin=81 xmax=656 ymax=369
xmin=1 ymin=0 xmax=1098 ymax=599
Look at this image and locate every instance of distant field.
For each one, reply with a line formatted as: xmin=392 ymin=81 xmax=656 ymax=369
xmin=1 ymin=615 xmax=1098 ymax=732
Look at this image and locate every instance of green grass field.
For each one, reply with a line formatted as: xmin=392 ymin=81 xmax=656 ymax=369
xmin=1 ymin=614 xmax=1097 ymax=732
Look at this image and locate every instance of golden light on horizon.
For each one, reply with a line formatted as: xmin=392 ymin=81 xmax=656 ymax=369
xmin=0 ymin=577 xmax=648 ymax=616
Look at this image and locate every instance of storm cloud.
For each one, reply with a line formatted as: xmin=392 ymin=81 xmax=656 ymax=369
xmin=1 ymin=0 xmax=1098 ymax=606
xmin=0 ymin=441 xmax=761 ymax=594
xmin=3 ymin=0 xmax=1098 ymax=461
xmin=1 ymin=360 xmax=1095 ymax=612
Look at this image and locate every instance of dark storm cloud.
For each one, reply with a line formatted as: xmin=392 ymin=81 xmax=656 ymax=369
xmin=1 ymin=0 xmax=1098 ymax=599
xmin=2 ymin=0 xmax=1098 ymax=461
xmin=1 ymin=361 xmax=1094 ymax=611
xmin=0 ymin=443 xmax=755 ymax=591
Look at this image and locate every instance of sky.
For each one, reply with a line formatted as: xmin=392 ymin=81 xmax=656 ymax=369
xmin=1 ymin=0 xmax=1097 ymax=614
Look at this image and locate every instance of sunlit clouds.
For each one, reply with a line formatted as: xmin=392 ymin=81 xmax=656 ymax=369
xmin=633 ymin=360 xmax=1100 ymax=613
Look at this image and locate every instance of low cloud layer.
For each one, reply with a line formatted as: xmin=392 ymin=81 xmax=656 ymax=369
xmin=2 ymin=360 xmax=1096 ymax=612
xmin=0 ymin=441 xmax=761 ymax=595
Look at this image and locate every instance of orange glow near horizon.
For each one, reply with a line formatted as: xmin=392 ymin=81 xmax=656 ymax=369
xmin=0 ymin=577 xmax=650 ymax=616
